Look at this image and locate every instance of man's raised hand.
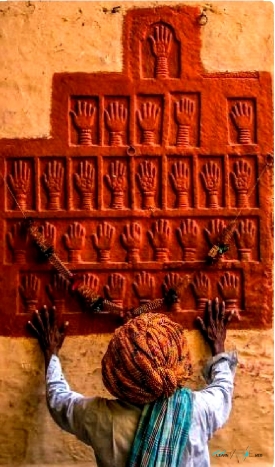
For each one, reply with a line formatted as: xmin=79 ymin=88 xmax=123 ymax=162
xmin=196 ymin=298 xmax=236 ymax=356
xmin=28 ymin=305 xmax=69 ymax=369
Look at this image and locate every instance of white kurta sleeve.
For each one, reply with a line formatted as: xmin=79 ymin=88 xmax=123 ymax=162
xmin=193 ymin=351 xmax=238 ymax=440
xmin=46 ymin=354 xmax=96 ymax=446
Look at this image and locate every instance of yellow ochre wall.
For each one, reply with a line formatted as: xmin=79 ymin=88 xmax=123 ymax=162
xmin=0 ymin=2 xmax=273 ymax=466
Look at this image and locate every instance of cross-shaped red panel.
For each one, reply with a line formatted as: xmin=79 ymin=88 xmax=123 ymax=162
xmin=0 ymin=6 xmax=273 ymax=336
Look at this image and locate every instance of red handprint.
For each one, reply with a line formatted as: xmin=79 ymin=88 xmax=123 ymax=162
xmin=137 ymin=161 xmax=157 ymax=209
xmin=169 ymin=162 xmax=190 ymax=208
xmin=137 ymin=102 xmax=160 ymax=145
xmin=19 ymin=273 xmax=40 ymax=312
xmin=104 ymin=273 xmax=126 ymax=308
xmin=162 ymin=272 xmax=182 ymax=312
xmin=149 ymin=24 xmax=172 ymax=78
xmin=218 ymin=272 xmax=240 ymax=312
xmin=39 ymin=222 xmax=56 ymax=249
xmin=121 ymin=222 xmax=141 ymax=263
xmin=177 ymin=219 xmax=199 ymax=261
xmin=192 ymin=272 xmax=211 ymax=311
xmin=204 ymin=219 xmax=226 ymax=247
xmin=42 ymin=161 xmax=64 ymax=210
xmin=92 ymin=222 xmax=115 ymax=263
xmin=234 ymin=219 xmax=256 ymax=261
xmin=201 ymin=162 xmax=220 ymax=208
xmin=8 ymin=160 xmax=30 ymax=210
xmin=105 ymin=161 xmax=127 ymax=209
xmin=230 ymin=102 xmax=253 ymax=144
xmin=175 ymin=98 xmax=195 ymax=146
xmin=64 ymin=222 xmax=86 ymax=263
xmin=7 ymin=221 xmax=28 ymax=264
xmin=46 ymin=274 xmax=70 ymax=313
xmin=70 ymin=100 xmax=97 ymax=145
xmin=231 ymin=160 xmax=251 ymax=208
xmin=104 ymin=102 xmax=128 ymax=146
xmin=74 ymin=273 xmax=100 ymax=310
xmin=148 ymin=219 xmax=170 ymax=262
xmin=133 ymin=271 xmax=155 ymax=304
xmin=74 ymin=161 xmax=95 ymax=210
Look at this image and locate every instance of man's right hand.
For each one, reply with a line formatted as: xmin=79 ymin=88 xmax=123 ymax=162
xmin=196 ymin=298 xmax=235 ymax=356
xmin=28 ymin=305 xmax=69 ymax=370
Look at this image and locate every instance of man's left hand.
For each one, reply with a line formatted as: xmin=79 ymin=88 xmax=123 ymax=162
xmin=28 ymin=305 xmax=69 ymax=370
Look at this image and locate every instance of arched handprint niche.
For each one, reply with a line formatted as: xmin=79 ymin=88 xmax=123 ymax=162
xmin=141 ymin=22 xmax=180 ymax=79
xmin=70 ymin=96 xmax=99 ymax=146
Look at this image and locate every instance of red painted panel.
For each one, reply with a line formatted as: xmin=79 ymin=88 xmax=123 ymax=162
xmin=0 ymin=6 xmax=273 ymax=336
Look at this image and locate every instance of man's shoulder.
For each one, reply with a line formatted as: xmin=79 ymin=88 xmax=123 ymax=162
xmin=85 ymin=396 xmax=142 ymax=414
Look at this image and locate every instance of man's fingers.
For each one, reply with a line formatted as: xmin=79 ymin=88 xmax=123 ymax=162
xmin=220 ymin=300 xmax=226 ymax=321
xmin=59 ymin=321 xmax=69 ymax=339
xmin=27 ymin=320 xmax=47 ymax=350
xmin=27 ymin=320 xmax=41 ymax=338
xmin=207 ymin=299 xmax=214 ymax=328
xmin=59 ymin=321 xmax=69 ymax=334
xmin=33 ymin=309 xmax=46 ymax=335
xmin=195 ymin=316 xmax=207 ymax=334
xmin=43 ymin=304 xmax=50 ymax=332
xmin=214 ymin=297 xmax=220 ymax=322
xmin=40 ymin=305 xmax=50 ymax=346
xmin=49 ymin=305 xmax=57 ymax=328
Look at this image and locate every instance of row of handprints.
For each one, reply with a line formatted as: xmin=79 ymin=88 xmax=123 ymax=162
xmin=69 ymin=98 xmax=255 ymax=146
xmin=6 ymin=157 xmax=256 ymax=210
xmin=6 ymin=217 xmax=257 ymax=264
xmin=18 ymin=270 xmax=241 ymax=314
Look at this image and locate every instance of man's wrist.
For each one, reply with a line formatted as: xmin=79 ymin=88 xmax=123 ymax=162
xmin=211 ymin=342 xmax=225 ymax=356
xmin=44 ymin=350 xmax=59 ymax=370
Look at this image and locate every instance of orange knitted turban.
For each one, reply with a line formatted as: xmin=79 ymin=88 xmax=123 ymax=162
xmin=101 ymin=313 xmax=192 ymax=405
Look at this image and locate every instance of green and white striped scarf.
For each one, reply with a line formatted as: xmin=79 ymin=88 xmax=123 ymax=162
xmin=127 ymin=388 xmax=193 ymax=467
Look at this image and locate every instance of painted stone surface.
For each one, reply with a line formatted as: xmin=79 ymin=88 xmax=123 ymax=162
xmin=0 ymin=6 xmax=273 ymax=336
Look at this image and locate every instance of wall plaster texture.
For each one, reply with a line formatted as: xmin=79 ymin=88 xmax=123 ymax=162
xmin=0 ymin=1 xmax=273 ymax=466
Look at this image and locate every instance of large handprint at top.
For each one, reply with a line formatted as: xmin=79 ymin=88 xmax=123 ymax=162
xmin=149 ymin=24 xmax=172 ymax=78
